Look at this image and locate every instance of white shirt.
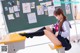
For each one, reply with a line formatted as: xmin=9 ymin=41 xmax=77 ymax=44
xmin=50 ymin=21 xmax=70 ymax=38
xmin=61 ymin=21 xmax=70 ymax=38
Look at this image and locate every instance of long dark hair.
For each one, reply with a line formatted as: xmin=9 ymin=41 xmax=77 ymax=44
xmin=54 ymin=8 xmax=66 ymax=31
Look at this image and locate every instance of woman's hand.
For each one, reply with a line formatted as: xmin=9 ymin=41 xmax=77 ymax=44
xmin=45 ymin=26 xmax=52 ymax=32
xmin=55 ymin=32 xmax=59 ymax=37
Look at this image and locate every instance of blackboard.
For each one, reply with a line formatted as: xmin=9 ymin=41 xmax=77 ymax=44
xmin=1 ymin=0 xmax=73 ymax=33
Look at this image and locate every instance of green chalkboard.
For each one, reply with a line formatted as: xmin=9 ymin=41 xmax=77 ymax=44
xmin=1 ymin=0 xmax=73 ymax=33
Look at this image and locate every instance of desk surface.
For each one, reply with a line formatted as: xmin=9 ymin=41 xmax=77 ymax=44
xmin=0 ymin=33 xmax=26 ymax=44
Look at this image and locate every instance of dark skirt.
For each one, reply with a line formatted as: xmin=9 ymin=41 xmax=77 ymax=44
xmin=57 ymin=35 xmax=71 ymax=51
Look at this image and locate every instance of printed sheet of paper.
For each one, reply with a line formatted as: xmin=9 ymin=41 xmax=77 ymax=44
xmin=17 ymin=0 xmax=20 ymax=6
xmin=36 ymin=5 xmax=44 ymax=15
xmin=65 ymin=4 xmax=71 ymax=14
xmin=39 ymin=0 xmax=43 ymax=2
xmin=65 ymin=0 xmax=71 ymax=14
xmin=5 ymin=7 xmax=8 ymax=11
xmin=13 ymin=5 xmax=20 ymax=12
xmin=48 ymin=6 xmax=55 ymax=16
xmin=7 ymin=14 xmax=15 ymax=20
xmin=9 ymin=7 xmax=14 ymax=13
xmin=53 ymin=0 xmax=61 ymax=7
xmin=46 ymin=1 xmax=52 ymax=6
xmin=27 ymin=13 xmax=37 ymax=24
xmin=22 ymin=3 xmax=31 ymax=13
xmin=31 ymin=2 xmax=35 ymax=9
xmin=40 ymin=3 xmax=48 ymax=11
xmin=15 ymin=12 xmax=20 ymax=18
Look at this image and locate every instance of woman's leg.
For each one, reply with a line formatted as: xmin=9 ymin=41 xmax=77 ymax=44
xmin=45 ymin=26 xmax=56 ymax=34
xmin=44 ymin=30 xmax=62 ymax=46
xmin=19 ymin=27 xmax=46 ymax=38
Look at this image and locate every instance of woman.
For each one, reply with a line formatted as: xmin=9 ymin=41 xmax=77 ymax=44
xmin=19 ymin=8 xmax=71 ymax=50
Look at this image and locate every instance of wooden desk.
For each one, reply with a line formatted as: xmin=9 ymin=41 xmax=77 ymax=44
xmin=0 ymin=33 xmax=26 ymax=53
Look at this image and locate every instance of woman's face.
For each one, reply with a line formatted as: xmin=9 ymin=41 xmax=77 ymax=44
xmin=55 ymin=14 xmax=63 ymax=21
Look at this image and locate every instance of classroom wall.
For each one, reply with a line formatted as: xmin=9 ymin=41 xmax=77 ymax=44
xmin=71 ymin=0 xmax=80 ymax=20
xmin=0 ymin=2 xmax=7 ymax=37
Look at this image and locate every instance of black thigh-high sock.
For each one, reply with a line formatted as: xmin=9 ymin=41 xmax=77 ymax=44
xmin=19 ymin=27 xmax=46 ymax=38
xmin=52 ymin=28 xmax=56 ymax=34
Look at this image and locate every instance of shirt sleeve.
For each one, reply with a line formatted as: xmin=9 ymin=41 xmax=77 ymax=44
xmin=61 ymin=21 xmax=70 ymax=38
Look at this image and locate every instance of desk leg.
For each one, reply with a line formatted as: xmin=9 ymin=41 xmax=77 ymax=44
xmin=5 ymin=41 xmax=25 ymax=53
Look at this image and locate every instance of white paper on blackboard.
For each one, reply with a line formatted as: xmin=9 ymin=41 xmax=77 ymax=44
xmin=9 ymin=7 xmax=14 ymax=13
xmin=48 ymin=6 xmax=55 ymax=16
xmin=27 ymin=13 xmax=37 ymax=24
xmin=22 ymin=3 xmax=31 ymax=13
xmin=7 ymin=14 xmax=15 ymax=20
xmin=36 ymin=5 xmax=44 ymax=15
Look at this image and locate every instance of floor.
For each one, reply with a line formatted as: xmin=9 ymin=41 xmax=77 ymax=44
xmin=17 ymin=42 xmax=80 ymax=53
